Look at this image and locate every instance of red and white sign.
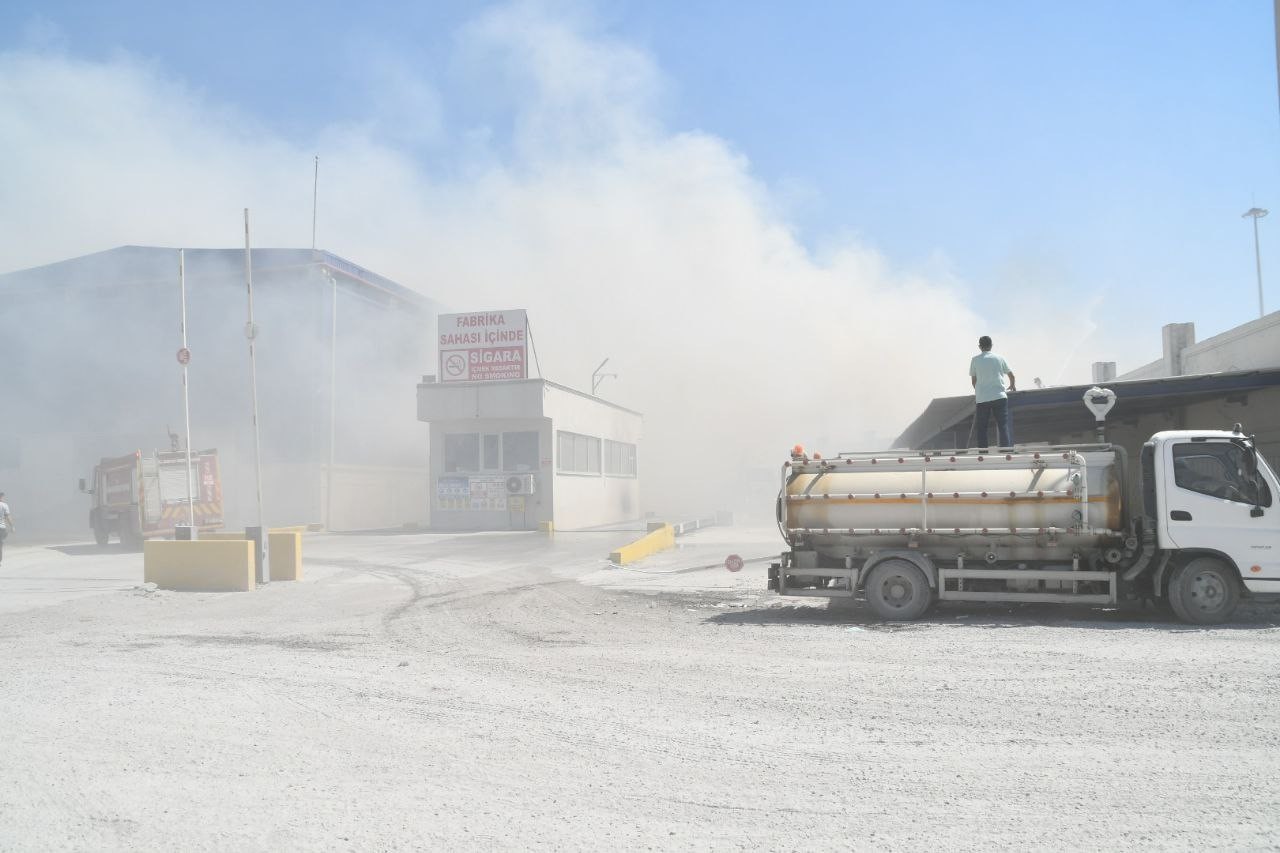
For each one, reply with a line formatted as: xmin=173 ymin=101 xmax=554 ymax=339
xmin=438 ymin=309 xmax=528 ymax=383
xmin=176 ymin=347 xmax=191 ymax=365
xmin=725 ymin=554 xmax=744 ymax=573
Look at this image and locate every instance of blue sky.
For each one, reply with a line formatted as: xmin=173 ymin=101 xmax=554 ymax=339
xmin=1 ymin=1 xmax=1276 ymax=402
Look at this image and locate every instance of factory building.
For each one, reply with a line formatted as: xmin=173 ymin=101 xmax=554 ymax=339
xmin=416 ymin=310 xmax=643 ymax=531
xmin=0 ymin=246 xmax=437 ymax=538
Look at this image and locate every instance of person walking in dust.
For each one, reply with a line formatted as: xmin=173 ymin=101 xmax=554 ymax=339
xmin=0 ymin=492 xmax=13 ymax=564
xmin=967 ymin=336 xmax=1016 ymax=449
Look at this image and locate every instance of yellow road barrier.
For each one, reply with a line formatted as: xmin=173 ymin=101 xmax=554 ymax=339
xmin=268 ymin=531 xmax=302 ymax=581
xmin=144 ymin=540 xmax=255 ymax=592
xmin=608 ymin=524 xmax=675 ymax=565
xmin=182 ymin=529 xmax=303 ymax=580
xmin=539 ymin=521 xmax=555 ymax=535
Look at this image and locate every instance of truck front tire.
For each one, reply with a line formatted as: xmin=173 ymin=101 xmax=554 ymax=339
xmin=864 ymin=559 xmax=933 ymax=621
xmin=1167 ymin=557 xmax=1240 ymax=625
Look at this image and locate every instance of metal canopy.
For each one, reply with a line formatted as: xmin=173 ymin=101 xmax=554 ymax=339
xmin=894 ymin=368 xmax=1280 ymax=450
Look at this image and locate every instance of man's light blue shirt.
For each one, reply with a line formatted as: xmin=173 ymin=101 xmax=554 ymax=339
xmin=970 ymin=352 xmax=1011 ymax=404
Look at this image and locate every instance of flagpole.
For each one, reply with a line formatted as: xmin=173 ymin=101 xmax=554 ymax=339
xmin=244 ymin=209 xmax=269 ymax=582
xmin=179 ymin=249 xmax=195 ymax=528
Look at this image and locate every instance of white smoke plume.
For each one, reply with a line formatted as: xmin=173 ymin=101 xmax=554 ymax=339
xmin=0 ymin=3 xmax=1088 ymax=517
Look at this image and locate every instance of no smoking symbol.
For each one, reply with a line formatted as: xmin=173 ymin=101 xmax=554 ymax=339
xmin=444 ymin=353 xmax=466 ymax=377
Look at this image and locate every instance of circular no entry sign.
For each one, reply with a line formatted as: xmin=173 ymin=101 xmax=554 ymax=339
xmin=725 ymin=554 xmax=744 ymax=573
xmin=176 ymin=347 xmax=191 ymax=365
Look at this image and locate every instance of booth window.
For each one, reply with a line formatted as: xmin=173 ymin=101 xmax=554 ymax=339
xmin=503 ymin=431 xmax=539 ymax=472
xmin=444 ymin=433 xmax=480 ymax=473
xmin=482 ymin=434 xmax=500 ymax=471
xmin=557 ymin=431 xmax=600 ymax=475
xmin=604 ymin=440 xmax=637 ymax=477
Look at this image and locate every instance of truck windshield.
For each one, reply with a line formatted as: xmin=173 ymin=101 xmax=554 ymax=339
xmin=1172 ymin=442 xmax=1272 ymax=507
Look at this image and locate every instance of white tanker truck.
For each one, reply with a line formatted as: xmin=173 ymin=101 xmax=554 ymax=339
xmin=768 ymin=389 xmax=1280 ymax=624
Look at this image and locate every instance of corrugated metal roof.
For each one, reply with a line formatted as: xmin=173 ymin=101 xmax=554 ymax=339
xmin=0 ymin=246 xmax=434 ymax=310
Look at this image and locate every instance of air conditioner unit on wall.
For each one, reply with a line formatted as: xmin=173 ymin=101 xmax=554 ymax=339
xmin=506 ymin=474 xmax=536 ymax=495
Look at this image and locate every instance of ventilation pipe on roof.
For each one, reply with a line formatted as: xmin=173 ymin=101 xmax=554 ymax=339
xmin=1161 ymin=323 xmax=1195 ymax=377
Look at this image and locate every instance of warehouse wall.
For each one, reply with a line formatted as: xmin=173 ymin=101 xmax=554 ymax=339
xmin=0 ymin=248 xmax=434 ymax=539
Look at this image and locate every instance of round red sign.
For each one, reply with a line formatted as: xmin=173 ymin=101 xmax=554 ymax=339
xmin=177 ymin=347 xmax=191 ymax=365
xmin=725 ymin=554 xmax=744 ymax=573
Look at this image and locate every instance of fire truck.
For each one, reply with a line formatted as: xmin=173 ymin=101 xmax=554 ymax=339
xmin=81 ymin=449 xmax=224 ymax=546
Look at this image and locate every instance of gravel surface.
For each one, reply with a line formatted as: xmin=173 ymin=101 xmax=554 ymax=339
xmin=2 ymin=529 xmax=1279 ymax=851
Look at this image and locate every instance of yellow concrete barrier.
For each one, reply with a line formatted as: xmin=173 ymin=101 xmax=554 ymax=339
xmin=539 ymin=521 xmax=555 ymax=535
xmin=178 ymin=530 xmax=303 ymax=581
xmin=144 ymin=540 xmax=255 ymax=592
xmin=268 ymin=531 xmax=303 ymax=581
xmin=608 ymin=524 xmax=675 ymax=565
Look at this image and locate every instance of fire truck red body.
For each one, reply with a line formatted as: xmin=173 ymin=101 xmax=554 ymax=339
xmin=85 ymin=449 xmax=224 ymax=546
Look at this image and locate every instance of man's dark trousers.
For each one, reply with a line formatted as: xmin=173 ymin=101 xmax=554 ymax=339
xmin=968 ymin=397 xmax=1013 ymax=449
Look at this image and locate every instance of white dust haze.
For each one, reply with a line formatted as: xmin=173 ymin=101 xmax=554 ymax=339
xmin=0 ymin=3 xmax=1092 ymax=519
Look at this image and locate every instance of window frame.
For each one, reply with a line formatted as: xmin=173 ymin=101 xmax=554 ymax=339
xmin=443 ymin=433 xmax=481 ymax=474
xmin=1172 ymin=441 xmax=1272 ymax=507
xmin=446 ymin=430 xmax=543 ymax=474
xmin=502 ymin=431 xmax=540 ymax=473
xmin=556 ymin=430 xmax=602 ymax=476
xmin=603 ymin=439 xmax=637 ymax=478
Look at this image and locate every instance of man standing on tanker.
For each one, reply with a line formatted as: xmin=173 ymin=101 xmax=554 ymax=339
xmin=967 ymin=336 xmax=1016 ymax=449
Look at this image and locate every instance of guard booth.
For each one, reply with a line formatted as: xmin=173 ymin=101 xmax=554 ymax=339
xmin=417 ymin=309 xmax=642 ymax=531
xmin=417 ymin=377 xmax=642 ymax=530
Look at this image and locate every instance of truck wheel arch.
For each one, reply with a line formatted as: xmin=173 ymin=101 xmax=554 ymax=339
xmin=1159 ymin=550 xmax=1245 ymax=597
xmin=858 ymin=551 xmax=938 ymax=591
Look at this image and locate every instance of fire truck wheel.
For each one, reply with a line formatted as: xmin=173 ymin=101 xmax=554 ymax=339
xmin=1167 ymin=557 xmax=1239 ymax=625
xmin=864 ymin=559 xmax=933 ymax=621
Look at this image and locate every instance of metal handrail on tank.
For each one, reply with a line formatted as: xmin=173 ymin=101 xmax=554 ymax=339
xmin=831 ymin=443 xmax=1114 ymax=459
xmin=791 ymin=448 xmax=1100 ymax=475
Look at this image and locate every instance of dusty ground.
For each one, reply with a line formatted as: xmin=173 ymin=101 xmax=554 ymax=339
xmin=1 ymin=528 xmax=1279 ymax=851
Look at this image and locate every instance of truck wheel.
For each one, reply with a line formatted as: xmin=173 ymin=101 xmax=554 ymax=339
xmin=864 ymin=559 xmax=933 ymax=621
xmin=93 ymin=523 xmax=110 ymax=547
xmin=1167 ymin=557 xmax=1240 ymax=625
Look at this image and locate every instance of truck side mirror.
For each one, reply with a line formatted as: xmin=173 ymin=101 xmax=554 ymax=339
xmin=78 ymin=478 xmax=86 ymax=493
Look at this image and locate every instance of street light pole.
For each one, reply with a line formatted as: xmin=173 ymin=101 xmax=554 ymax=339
xmin=1243 ymin=207 xmax=1269 ymax=318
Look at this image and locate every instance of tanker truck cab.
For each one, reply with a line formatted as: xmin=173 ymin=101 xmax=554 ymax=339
xmin=1149 ymin=430 xmax=1280 ymax=616
xmin=769 ymin=403 xmax=1280 ymax=624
